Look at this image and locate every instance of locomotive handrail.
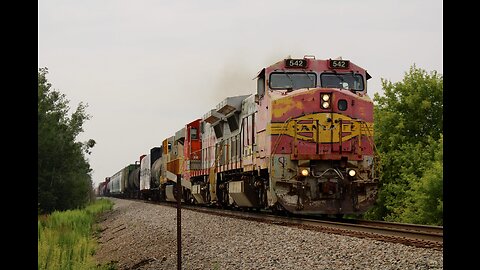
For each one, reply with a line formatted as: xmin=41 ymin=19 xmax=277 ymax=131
xmin=311 ymin=167 xmax=345 ymax=179
xmin=271 ymin=117 xmax=293 ymax=155
xmin=273 ymin=178 xmax=304 ymax=185
xmin=270 ymin=117 xmax=294 ymax=179
xmin=189 ymin=148 xmax=202 ymax=158
xmin=357 ymin=120 xmax=380 ymax=179
xmin=208 ymin=142 xmax=224 ymax=201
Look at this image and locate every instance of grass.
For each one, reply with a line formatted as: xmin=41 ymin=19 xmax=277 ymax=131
xmin=38 ymin=198 xmax=114 ymax=270
xmin=212 ymin=261 xmax=220 ymax=270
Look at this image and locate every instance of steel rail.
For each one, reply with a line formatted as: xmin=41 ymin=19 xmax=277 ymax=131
xmin=131 ymin=198 xmax=443 ymax=249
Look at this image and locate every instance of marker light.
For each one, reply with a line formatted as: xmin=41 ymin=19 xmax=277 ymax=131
xmin=301 ymin=169 xmax=309 ymax=176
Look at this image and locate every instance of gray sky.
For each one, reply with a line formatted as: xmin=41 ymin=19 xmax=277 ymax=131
xmin=38 ymin=0 xmax=443 ymax=187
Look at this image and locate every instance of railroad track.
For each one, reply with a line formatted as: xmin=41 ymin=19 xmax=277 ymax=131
xmin=350 ymin=219 xmax=443 ymax=242
xmin=134 ymin=198 xmax=443 ymax=250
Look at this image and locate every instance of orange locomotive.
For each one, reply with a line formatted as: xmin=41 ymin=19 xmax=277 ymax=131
xmin=105 ymin=56 xmax=378 ymax=216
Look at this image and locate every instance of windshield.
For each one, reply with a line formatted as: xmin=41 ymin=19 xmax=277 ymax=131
xmin=269 ymin=72 xmax=316 ymax=90
xmin=320 ymin=73 xmax=364 ymax=91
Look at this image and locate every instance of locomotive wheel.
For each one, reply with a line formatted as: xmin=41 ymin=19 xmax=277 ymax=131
xmin=271 ymin=203 xmax=287 ymax=216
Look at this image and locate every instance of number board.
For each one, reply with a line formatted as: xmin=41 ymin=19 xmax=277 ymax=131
xmin=285 ymin=59 xmax=308 ymax=68
xmin=329 ymin=59 xmax=350 ymax=69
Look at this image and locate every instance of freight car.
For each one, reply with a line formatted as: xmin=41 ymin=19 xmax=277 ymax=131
xmin=107 ymin=164 xmax=140 ymax=198
xmin=95 ymin=177 xmax=110 ymax=197
xmin=101 ymin=56 xmax=378 ymax=216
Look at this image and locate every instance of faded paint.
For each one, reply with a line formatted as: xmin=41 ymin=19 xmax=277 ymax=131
xmin=140 ymin=154 xmax=151 ymax=191
xmin=269 ymin=113 xmax=373 ymax=144
xmin=271 ymin=97 xmax=304 ymax=119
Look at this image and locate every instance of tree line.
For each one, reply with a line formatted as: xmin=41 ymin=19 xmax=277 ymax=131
xmin=37 ymin=65 xmax=443 ymax=225
xmin=38 ymin=68 xmax=96 ymax=214
xmin=365 ymin=65 xmax=443 ymax=225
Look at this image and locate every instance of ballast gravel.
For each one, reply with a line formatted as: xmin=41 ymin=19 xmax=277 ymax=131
xmin=94 ymin=198 xmax=443 ymax=270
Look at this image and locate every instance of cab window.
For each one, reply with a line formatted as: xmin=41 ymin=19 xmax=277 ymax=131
xmin=320 ymin=73 xmax=364 ymax=91
xmin=190 ymin=128 xmax=198 ymax=140
xmin=269 ymin=72 xmax=316 ymax=90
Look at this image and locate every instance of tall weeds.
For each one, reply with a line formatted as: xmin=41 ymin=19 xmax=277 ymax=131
xmin=38 ymin=198 xmax=114 ymax=270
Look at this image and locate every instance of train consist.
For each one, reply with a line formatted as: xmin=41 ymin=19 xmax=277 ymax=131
xmin=96 ymin=56 xmax=378 ymax=215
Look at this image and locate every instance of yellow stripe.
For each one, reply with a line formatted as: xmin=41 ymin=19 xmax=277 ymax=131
xmin=268 ymin=113 xmax=373 ymax=143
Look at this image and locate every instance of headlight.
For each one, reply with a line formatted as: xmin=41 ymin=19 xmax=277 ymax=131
xmin=347 ymin=169 xmax=356 ymax=177
xmin=301 ymin=169 xmax=309 ymax=176
xmin=321 ymin=94 xmax=331 ymax=109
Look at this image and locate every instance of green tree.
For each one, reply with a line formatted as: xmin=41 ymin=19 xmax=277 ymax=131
xmin=38 ymin=67 xmax=96 ymax=214
xmin=395 ymin=136 xmax=443 ymax=225
xmin=374 ymin=65 xmax=443 ymax=151
xmin=364 ymin=65 xmax=443 ymax=225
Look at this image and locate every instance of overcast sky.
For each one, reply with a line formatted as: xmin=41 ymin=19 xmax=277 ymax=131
xmin=38 ymin=0 xmax=443 ymax=187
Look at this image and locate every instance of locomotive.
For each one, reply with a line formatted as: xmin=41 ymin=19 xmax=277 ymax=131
xmin=97 ymin=56 xmax=378 ymax=215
